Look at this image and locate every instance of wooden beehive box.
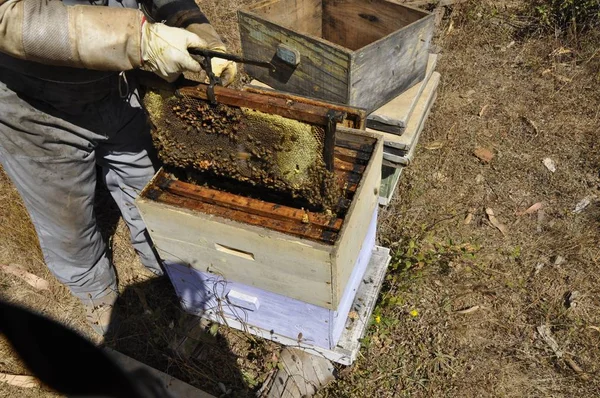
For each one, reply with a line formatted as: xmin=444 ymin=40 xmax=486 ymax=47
xmin=163 ymin=211 xmax=378 ymax=352
xmin=136 ymin=127 xmax=382 ymax=310
xmin=238 ymin=0 xmax=435 ymax=112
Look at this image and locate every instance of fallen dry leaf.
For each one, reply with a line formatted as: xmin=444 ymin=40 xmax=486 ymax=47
xmin=478 ymin=104 xmax=489 ymax=117
xmin=464 ymin=213 xmax=474 ymax=225
xmin=517 ymin=202 xmax=543 ymax=216
xmin=537 ymin=324 xmax=563 ymax=358
xmin=424 ymin=141 xmax=444 ymax=150
xmin=543 ymin=158 xmax=556 ymax=173
xmin=551 ymin=47 xmax=573 ymax=56
xmin=464 ymin=208 xmax=476 ymax=225
xmin=537 ymin=209 xmax=545 ymax=233
xmin=474 ymin=147 xmax=494 ymax=164
xmin=0 ymin=373 xmax=40 ymax=389
xmin=534 ymin=262 xmax=545 ymax=276
xmin=564 ymin=357 xmax=590 ymax=380
xmin=553 ymin=73 xmax=572 ymax=84
xmin=348 ymin=311 xmax=359 ymax=320
xmin=462 ymin=89 xmax=476 ymax=98
xmin=455 ymin=305 xmax=480 ymax=314
xmin=0 ymin=264 xmax=49 ymax=291
xmin=554 ymin=255 xmax=566 ymax=267
xmin=432 ymin=172 xmax=448 ymax=183
xmin=485 ymin=208 xmax=508 ymax=236
xmin=573 ymin=196 xmax=595 ymax=214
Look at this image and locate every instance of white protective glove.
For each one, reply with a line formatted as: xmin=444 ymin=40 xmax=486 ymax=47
xmin=141 ymin=21 xmax=208 ymax=82
xmin=186 ymin=23 xmax=238 ymax=86
xmin=209 ymin=47 xmax=238 ymax=87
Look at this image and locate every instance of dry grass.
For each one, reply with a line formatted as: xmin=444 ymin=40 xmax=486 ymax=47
xmin=1 ymin=0 xmax=600 ymax=397
xmin=319 ymin=1 xmax=600 ymax=396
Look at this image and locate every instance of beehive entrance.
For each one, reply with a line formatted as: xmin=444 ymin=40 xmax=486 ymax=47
xmin=144 ymin=83 xmax=345 ymax=210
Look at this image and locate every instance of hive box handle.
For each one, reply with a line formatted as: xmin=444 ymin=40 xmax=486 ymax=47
xmin=276 ymin=44 xmax=301 ymax=66
xmin=227 ymin=290 xmax=260 ymax=311
xmin=215 ymin=243 xmax=255 ymax=261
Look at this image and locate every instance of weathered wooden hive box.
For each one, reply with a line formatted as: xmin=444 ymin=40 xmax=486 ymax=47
xmin=136 ymin=127 xmax=382 ymax=311
xmin=239 ymin=0 xmax=435 ymax=112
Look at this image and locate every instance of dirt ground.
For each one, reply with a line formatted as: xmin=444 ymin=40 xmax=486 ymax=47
xmin=1 ymin=1 xmax=600 ymax=397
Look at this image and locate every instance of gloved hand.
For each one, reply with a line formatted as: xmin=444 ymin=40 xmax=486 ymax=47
xmin=141 ymin=20 xmax=207 ymax=82
xmin=186 ymin=23 xmax=238 ymax=86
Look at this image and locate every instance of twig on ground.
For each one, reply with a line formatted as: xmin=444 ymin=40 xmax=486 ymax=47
xmin=455 ymin=305 xmax=481 ymax=314
xmin=564 ymin=357 xmax=590 ymax=380
xmin=486 ymin=208 xmax=508 ymax=236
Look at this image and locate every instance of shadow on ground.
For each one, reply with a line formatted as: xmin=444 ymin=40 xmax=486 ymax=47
xmin=95 ymin=170 xmax=252 ymax=398
xmin=102 ymin=277 xmax=252 ymax=397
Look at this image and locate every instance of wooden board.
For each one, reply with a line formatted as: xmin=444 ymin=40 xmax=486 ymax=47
xmin=366 ymin=54 xmax=438 ymax=134
xmin=331 ymin=246 xmax=390 ymax=365
xmin=172 ymin=246 xmax=390 ymax=366
xmin=104 ymin=349 xmax=216 ymax=398
xmin=381 ymin=89 xmax=436 ymax=167
xmin=258 ymin=348 xmax=335 ymax=397
xmin=379 ymin=165 xmax=404 ymax=206
xmin=381 ymin=90 xmax=437 ymax=167
xmin=371 ymin=71 xmax=440 ymax=151
xmin=178 ymin=83 xmax=345 ymax=127
xmin=368 ymin=72 xmax=439 ymax=170
xmin=152 ymin=175 xmax=345 ymax=243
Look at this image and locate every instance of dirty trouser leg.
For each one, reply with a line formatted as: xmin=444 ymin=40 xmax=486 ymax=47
xmin=94 ymin=83 xmax=163 ymax=276
xmin=0 ymin=76 xmax=117 ymax=300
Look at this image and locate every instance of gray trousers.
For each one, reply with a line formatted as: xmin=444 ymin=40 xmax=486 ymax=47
xmin=0 ymin=68 xmax=162 ymax=300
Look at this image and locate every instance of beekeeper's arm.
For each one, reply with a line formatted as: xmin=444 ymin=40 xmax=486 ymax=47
xmin=0 ymin=0 xmax=207 ymax=81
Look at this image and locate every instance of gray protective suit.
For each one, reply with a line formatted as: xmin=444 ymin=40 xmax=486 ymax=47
xmin=0 ymin=0 xmax=215 ymax=300
xmin=0 ymin=68 xmax=158 ymax=299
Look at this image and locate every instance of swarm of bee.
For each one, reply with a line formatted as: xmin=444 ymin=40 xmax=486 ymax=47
xmin=143 ymin=90 xmax=341 ymax=210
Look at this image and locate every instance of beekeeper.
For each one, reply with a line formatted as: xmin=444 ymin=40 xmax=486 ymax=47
xmin=0 ymin=0 xmax=236 ymax=335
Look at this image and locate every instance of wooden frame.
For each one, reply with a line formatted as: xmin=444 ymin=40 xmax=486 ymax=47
xmin=243 ymin=84 xmax=367 ymax=130
xmin=239 ymin=0 xmax=435 ymax=112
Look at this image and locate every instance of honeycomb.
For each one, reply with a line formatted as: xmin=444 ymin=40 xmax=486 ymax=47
xmin=143 ymin=89 xmax=341 ymax=210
